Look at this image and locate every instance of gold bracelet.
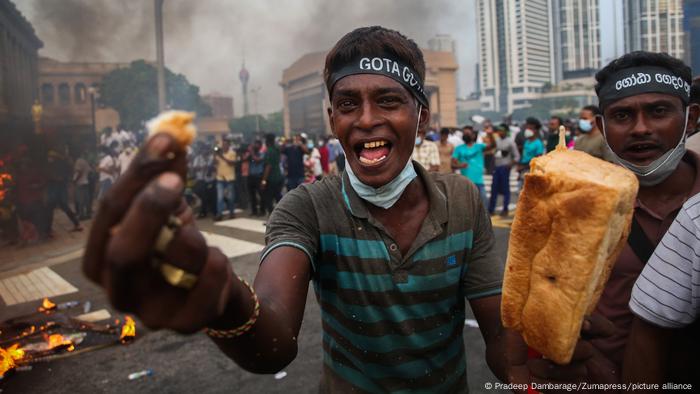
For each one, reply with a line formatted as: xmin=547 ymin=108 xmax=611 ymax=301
xmin=205 ymin=276 xmax=260 ymax=339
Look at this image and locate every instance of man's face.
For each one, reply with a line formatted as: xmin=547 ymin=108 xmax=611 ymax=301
xmin=580 ymin=109 xmax=596 ymax=123
xmin=440 ymin=132 xmax=449 ymax=143
xmin=328 ymin=74 xmax=428 ymax=188
xmin=222 ymin=140 xmax=230 ymax=150
xmin=548 ymin=118 xmax=561 ymax=132
xmin=596 ymin=93 xmax=699 ymax=166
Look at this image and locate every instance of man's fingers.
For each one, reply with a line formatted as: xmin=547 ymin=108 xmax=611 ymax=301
xmin=83 ymin=134 xmax=185 ymax=282
xmin=581 ymin=314 xmax=617 ymax=340
xmin=104 ymin=172 xmax=184 ymax=311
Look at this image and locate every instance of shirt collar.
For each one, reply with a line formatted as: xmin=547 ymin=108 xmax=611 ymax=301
xmin=341 ymin=160 xmax=448 ymax=224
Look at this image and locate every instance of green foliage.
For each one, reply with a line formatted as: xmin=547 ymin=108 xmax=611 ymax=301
xmin=98 ymin=60 xmax=212 ymax=130
xmin=228 ymin=111 xmax=283 ymax=142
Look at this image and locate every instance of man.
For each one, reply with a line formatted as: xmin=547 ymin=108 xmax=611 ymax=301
xmin=73 ymin=150 xmax=92 ymax=220
xmin=45 ymin=147 xmax=82 ymax=233
xmin=215 ymin=137 xmax=237 ymax=221
xmin=517 ymin=124 xmax=544 ymax=189
xmin=118 ymin=140 xmax=137 ymax=177
xmin=281 ymin=134 xmax=307 ymax=191
xmin=574 ymin=105 xmax=608 ymax=159
xmin=545 ymin=116 xmax=572 ymax=153
xmin=488 ymin=125 xmax=519 ymax=217
xmin=452 ymin=127 xmax=490 ymax=207
xmin=246 ymin=140 xmax=265 ymax=216
xmin=319 ymin=136 xmax=330 ymax=176
xmin=436 ymin=127 xmax=454 ymax=174
xmin=191 ymin=142 xmax=216 ymax=218
xmin=515 ymin=117 xmax=541 ymax=155
xmin=530 ymin=51 xmax=700 ymax=386
xmin=412 ymin=128 xmax=440 ymax=171
xmin=97 ymin=144 xmax=119 ymax=199
xmin=83 ymin=26 xmax=533 ymax=393
xmin=260 ymin=133 xmax=283 ymax=216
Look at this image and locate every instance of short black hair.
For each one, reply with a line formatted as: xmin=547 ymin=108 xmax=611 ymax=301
xmin=581 ymin=105 xmax=602 ymax=116
xmin=462 ymin=125 xmax=474 ymax=131
xmin=440 ymin=127 xmax=450 ymax=135
xmin=324 ymin=26 xmax=425 ymax=99
xmin=525 ymin=117 xmax=541 ymax=129
xmin=595 ymin=51 xmax=692 ymax=97
xmin=265 ymin=133 xmax=276 ymax=146
xmin=691 ymin=77 xmax=700 ymax=105
xmin=550 ymin=116 xmax=564 ymax=125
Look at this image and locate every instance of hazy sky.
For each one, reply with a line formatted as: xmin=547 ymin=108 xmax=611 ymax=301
xmin=16 ymin=0 xmax=621 ymax=116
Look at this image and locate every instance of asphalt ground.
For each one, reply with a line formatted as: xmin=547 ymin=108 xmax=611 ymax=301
xmin=0 ymin=216 xmax=513 ymax=394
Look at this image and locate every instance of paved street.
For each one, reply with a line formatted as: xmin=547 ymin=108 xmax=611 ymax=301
xmin=0 ymin=185 xmax=518 ymax=393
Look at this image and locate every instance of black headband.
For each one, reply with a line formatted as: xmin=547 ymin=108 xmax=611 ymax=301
xmin=597 ymin=66 xmax=691 ymax=109
xmin=327 ymin=56 xmax=429 ymax=108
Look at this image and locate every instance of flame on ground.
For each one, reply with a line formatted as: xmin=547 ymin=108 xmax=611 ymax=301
xmin=0 ymin=172 xmax=12 ymax=203
xmin=120 ymin=316 xmax=136 ymax=342
xmin=0 ymin=344 xmax=25 ymax=377
xmin=46 ymin=334 xmax=75 ymax=352
xmin=38 ymin=298 xmax=56 ymax=312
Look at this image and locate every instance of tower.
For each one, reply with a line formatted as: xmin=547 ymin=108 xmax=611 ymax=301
xmin=239 ymin=61 xmax=250 ymax=116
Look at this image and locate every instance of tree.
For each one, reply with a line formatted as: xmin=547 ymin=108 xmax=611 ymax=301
xmin=99 ymin=60 xmax=211 ymax=130
xmin=229 ymin=111 xmax=284 ymax=142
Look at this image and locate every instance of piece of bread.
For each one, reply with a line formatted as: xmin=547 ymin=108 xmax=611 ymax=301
xmin=501 ymin=129 xmax=638 ymax=364
xmin=147 ymin=110 xmax=197 ymax=149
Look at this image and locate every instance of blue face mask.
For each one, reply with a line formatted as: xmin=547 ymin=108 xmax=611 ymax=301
xmin=344 ymin=104 xmax=422 ymax=209
xmin=578 ymin=119 xmax=593 ymax=133
xmin=415 ymin=136 xmax=422 ymax=146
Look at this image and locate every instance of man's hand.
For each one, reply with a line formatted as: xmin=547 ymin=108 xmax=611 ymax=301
xmin=83 ymin=134 xmax=236 ymax=333
xmin=527 ymin=314 xmax=618 ymax=393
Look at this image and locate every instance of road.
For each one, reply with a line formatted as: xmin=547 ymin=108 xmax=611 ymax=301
xmin=0 ymin=173 xmax=519 ymax=393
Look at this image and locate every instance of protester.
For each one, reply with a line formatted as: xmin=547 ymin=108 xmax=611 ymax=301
xmin=303 ymin=138 xmax=322 ymax=183
xmin=260 ymin=133 xmax=283 ymax=216
xmin=434 ymin=128 xmax=453 ymax=174
xmin=488 ymin=125 xmax=520 ymax=217
xmin=515 ymin=117 xmax=541 ymax=155
xmin=483 ymin=128 xmax=497 ymax=175
xmin=72 ymin=150 xmax=92 ymax=220
xmin=84 ymin=26 xmax=539 ymax=393
xmin=118 ymin=140 xmax=137 ymax=176
xmin=14 ymin=153 xmax=47 ymax=242
xmin=281 ymin=134 xmax=308 ymax=190
xmin=517 ymin=123 xmax=544 ymax=188
xmin=191 ymin=142 xmax=217 ymax=218
xmin=574 ymin=105 xmax=608 ymax=159
xmin=318 ymin=136 xmax=330 ymax=176
xmin=326 ymin=137 xmax=340 ymax=175
xmin=529 ymin=51 xmax=700 ymax=386
xmin=452 ymin=127 xmax=490 ymax=207
xmin=237 ymin=142 xmax=249 ymax=211
xmin=97 ymin=144 xmax=119 ymax=199
xmin=246 ymin=139 xmax=265 ymax=216
xmin=545 ymin=116 xmax=572 ymax=152
xmin=411 ymin=128 xmax=440 ymax=171
xmin=215 ymin=137 xmax=237 ymax=221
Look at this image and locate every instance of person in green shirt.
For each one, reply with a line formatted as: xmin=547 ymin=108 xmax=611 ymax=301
xmin=260 ymin=133 xmax=282 ymax=216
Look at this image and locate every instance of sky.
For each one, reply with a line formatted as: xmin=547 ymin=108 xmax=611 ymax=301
xmin=16 ymin=0 xmax=621 ymax=116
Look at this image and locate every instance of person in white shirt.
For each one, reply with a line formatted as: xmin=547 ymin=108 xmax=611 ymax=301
xmin=97 ymin=144 xmax=119 ymax=198
xmin=118 ymin=141 xmax=137 ymax=176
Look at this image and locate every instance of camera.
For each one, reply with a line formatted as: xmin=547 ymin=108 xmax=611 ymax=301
xmin=214 ymin=146 xmax=221 ymax=153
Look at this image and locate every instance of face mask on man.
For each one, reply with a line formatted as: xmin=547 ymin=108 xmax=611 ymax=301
xmin=415 ymin=136 xmax=422 ymax=146
xmin=600 ymin=109 xmax=689 ymax=187
xmin=524 ymin=129 xmax=535 ymax=139
xmin=578 ymin=119 xmax=593 ymax=133
xmin=345 ymin=104 xmax=422 ymax=209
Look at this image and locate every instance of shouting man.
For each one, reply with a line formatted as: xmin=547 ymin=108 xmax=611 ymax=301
xmin=83 ymin=27 xmax=541 ymax=393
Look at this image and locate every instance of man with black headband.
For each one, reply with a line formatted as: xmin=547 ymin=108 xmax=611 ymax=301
xmin=82 ymin=26 xmax=521 ymax=393
xmin=524 ymin=51 xmax=700 ymax=387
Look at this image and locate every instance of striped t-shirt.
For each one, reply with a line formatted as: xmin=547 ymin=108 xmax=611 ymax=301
xmin=629 ymin=193 xmax=700 ymax=328
xmin=262 ymin=162 xmax=503 ymax=393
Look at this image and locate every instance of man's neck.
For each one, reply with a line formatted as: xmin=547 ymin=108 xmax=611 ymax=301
xmin=637 ymin=159 xmax=696 ymax=217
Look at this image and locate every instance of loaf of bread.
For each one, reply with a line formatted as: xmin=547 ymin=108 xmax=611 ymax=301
xmin=501 ymin=128 xmax=638 ymax=364
xmin=147 ymin=111 xmax=197 ymax=149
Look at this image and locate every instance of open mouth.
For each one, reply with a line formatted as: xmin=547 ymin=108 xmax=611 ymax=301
xmin=628 ymin=142 xmax=659 ymax=153
xmin=354 ymin=140 xmax=393 ymax=166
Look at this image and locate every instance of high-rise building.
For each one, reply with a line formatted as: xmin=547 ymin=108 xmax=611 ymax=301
xmin=428 ymin=34 xmax=456 ymax=53
xmin=476 ymin=0 xmax=554 ymax=113
xmin=684 ymin=0 xmax=700 ymax=73
xmin=553 ymin=0 xmax=601 ymax=80
xmin=624 ymin=0 xmax=685 ymax=60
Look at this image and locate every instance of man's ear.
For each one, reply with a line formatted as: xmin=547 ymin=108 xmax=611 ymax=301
xmin=327 ymin=107 xmax=337 ymax=137
xmin=418 ymin=105 xmax=431 ymax=132
xmin=594 ymin=114 xmax=604 ymax=132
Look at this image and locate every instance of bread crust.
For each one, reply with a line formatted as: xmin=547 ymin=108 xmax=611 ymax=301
xmin=501 ymin=149 xmax=637 ymax=364
xmin=147 ymin=111 xmax=197 ymax=149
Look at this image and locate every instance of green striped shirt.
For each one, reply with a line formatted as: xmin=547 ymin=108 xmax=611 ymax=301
xmin=262 ymin=162 xmax=503 ymax=393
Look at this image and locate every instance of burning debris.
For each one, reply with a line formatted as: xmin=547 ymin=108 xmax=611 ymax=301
xmin=0 ymin=298 xmax=137 ymax=379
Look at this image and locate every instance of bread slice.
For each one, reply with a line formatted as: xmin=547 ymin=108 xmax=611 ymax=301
xmin=147 ymin=110 xmax=197 ymax=149
xmin=501 ymin=132 xmax=638 ymax=364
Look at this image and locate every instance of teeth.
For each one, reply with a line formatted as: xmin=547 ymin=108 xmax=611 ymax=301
xmin=359 ymin=155 xmax=387 ymax=164
xmin=363 ymin=140 xmax=387 ymax=149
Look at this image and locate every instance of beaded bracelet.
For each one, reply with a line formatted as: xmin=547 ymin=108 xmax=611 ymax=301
xmin=205 ymin=276 xmax=260 ymax=339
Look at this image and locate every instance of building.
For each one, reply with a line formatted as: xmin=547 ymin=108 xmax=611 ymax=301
xmin=624 ymin=0 xmax=685 ymax=60
xmin=428 ymin=34 xmax=456 ymax=53
xmin=280 ymin=50 xmax=458 ymax=137
xmin=477 ymin=0 xmax=555 ymax=114
xmin=684 ymin=0 xmax=700 ymax=74
xmin=552 ymin=0 xmax=601 ymax=81
xmin=0 ymin=0 xmax=43 ymax=141
xmin=38 ymin=57 xmax=126 ymax=140
xmin=202 ymin=93 xmax=234 ymax=118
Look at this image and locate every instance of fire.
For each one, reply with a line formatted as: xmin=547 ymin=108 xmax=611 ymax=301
xmin=0 ymin=166 xmax=11 ymax=203
xmin=38 ymin=298 xmax=56 ymax=312
xmin=0 ymin=344 xmax=25 ymax=377
xmin=46 ymin=334 xmax=75 ymax=352
xmin=120 ymin=316 xmax=136 ymax=342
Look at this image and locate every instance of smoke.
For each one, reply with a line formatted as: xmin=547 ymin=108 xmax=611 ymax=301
xmin=17 ymin=0 xmax=477 ymax=115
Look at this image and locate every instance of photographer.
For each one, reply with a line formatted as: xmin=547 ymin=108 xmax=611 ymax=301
xmin=214 ymin=137 xmax=237 ymax=221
